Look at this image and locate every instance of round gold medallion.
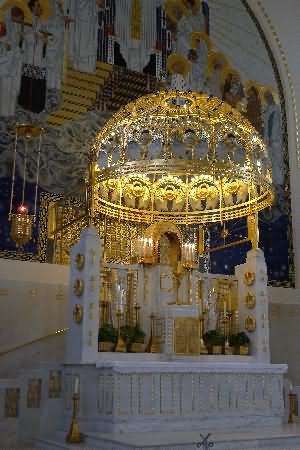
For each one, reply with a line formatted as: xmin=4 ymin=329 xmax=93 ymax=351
xmin=73 ymin=304 xmax=83 ymax=324
xmin=244 ymin=315 xmax=256 ymax=332
xmin=73 ymin=278 xmax=84 ymax=297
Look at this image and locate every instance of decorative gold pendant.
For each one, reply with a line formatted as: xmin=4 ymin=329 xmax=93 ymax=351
xmin=244 ymin=315 xmax=256 ymax=332
xmin=73 ymin=279 xmax=84 ymax=297
xmin=245 ymin=292 xmax=256 ymax=309
xmin=75 ymin=253 xmax=85 ymax=270
xmin=73 ymin=304 xmax=83 ymax=324
xmin=244 ymin=271 xmax=255 ymax=286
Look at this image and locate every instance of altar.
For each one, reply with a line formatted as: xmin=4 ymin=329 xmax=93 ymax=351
xmin=51 ymin=91 xmax=288 ymax=448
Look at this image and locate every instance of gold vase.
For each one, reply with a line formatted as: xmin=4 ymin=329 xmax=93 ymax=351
xmin=238 ymin=345 xmax=249 ymax=355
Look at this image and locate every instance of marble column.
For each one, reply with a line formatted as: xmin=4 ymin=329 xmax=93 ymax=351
xmin=235 ymin=248 xmax=270 ymax=362
xmin=65 ymin=226 xmax=101 ymax=364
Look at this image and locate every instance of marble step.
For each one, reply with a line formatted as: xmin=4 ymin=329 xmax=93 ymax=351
xmin=36 ymin=424 xmax=300 ymax=450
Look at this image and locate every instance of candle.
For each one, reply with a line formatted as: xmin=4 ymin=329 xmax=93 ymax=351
xmin=223 ymin=300 xmax=226 ymax=315
xmin=73 ymin=375 xmax=80 ymax=395
xmin=228 ymin=291 xmax=232 ymax=312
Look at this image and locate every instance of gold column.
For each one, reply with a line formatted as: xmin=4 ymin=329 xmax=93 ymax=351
xmin=198 ymin=226 xmax=205 ymax=256
xmin=87 ymin=157 xmax=97 ymax=226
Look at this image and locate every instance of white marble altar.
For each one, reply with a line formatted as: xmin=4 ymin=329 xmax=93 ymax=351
xmin=46 ymin=227 xmax=289 ymax=447
xmin=60 ymin=360 xmax=287 ymax=434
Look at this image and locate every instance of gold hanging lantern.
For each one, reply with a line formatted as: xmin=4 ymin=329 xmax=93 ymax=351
xmin=10 ymin=204 xmax=33 ymax=248
xmin=8 ymin=124 xmax=44 ymax=248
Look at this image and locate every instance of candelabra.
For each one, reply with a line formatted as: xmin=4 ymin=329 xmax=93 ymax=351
xmin=66 ymin=376 xmax=83 ymax=444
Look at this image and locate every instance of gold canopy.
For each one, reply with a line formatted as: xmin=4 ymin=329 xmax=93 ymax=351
xmin=92 ymin=90 xmax=273 ymax=225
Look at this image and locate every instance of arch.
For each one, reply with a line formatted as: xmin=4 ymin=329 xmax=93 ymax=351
xmin=144 ymin=221 xmax=182 ymax=243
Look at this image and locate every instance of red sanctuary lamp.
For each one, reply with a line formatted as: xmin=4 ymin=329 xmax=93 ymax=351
xmin=8 ymin=124 xmax=43 ymax=248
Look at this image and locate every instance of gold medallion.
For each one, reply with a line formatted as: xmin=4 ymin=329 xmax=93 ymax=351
xmin=244 ymin=271 xmax=255 ymax=286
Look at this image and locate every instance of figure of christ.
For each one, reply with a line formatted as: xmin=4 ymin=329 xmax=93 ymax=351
xmin=115 ymin=0 xmax=157 ymax=72
xmin=0 ymin=6 xmax=24 ymax=116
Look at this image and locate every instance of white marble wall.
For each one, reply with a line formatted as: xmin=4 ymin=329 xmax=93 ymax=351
xmin=0 ymin=259 xmax=69 ymax=355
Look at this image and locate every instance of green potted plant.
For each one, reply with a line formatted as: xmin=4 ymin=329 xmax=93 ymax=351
xmin=230 ymin=332 xmax=250 ymax=355
xmin=120 ymin=325 xmax=146 ymax=352
xmin=204 ymin=330 xmax=225 ymax=355
xmin=98 ymin=323 xmax=117 ymax=352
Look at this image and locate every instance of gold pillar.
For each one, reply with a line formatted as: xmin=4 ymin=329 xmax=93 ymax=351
xmin=247 ymin=213 xmax=259 ymax=250
xmin=87 ymin=158 xmax=97 ymax=226
xmin=198 ymin=225 xmax=205 ymax=256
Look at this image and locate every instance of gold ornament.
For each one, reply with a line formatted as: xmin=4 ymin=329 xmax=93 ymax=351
xmin=75 ymin=254 xmax=85 ymax=271
xmin=93 ymin=91 xmax=273 ymax=225
xmin=245 ymin=292 xmax=256 ymax=309
xmin=73 ymin=304 xmax=83 ymax=324
xmin=244 ymin=315 xmax=256 ymax=332
xmin=244 ymin=271 xmax=255 ymax=286
xmin=73 ymin=279 xmax=84 ymax=297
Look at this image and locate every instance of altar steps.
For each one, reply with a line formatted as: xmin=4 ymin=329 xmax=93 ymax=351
xmin=36 ymin=424 xmax=300 ymax=450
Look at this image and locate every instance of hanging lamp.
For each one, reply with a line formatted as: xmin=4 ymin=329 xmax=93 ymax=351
xmin=9 ymin=124 xmax=44 ymax=248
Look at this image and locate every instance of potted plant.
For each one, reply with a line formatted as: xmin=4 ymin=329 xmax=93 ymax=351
xmin=130 ymin=326 xmax=146 ymax=353
xmin=120 ymin=325 xmax=146 ymax=352
xmin=230 ymin=332 xmax=250 ymax=355
xmin=120 ymin=325 xmax=135 ymax=352
xmin=98 ymin=323 xmax=118 ymax=352
xmin=204 ymin=330 xmax=225 ymax=355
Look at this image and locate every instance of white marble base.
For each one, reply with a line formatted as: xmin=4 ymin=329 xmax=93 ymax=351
xmin=37 ymin=424 xmax=300 ymax=450
xmin=62 ymin=360 xmax=287 ymax=434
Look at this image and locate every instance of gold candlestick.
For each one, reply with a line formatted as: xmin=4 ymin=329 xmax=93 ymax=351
xmin=288 ymin=392 xmax=298 ymax=423
xmin=66 ymin=393 xmax=83 ymax=443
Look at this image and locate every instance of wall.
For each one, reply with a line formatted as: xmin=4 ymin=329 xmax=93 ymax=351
xmin=0 ymin=259 xmax=69 ymax=354
xmin=248 ymin=0 xmax=300 ymax=287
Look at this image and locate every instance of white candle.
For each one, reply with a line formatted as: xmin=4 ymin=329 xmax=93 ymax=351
xmin=73 ymin=375 xmax=80 ymax=394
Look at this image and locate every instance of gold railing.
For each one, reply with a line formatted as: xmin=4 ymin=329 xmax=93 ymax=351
xmin=0 ymin=328 xmax=69 ymax=357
